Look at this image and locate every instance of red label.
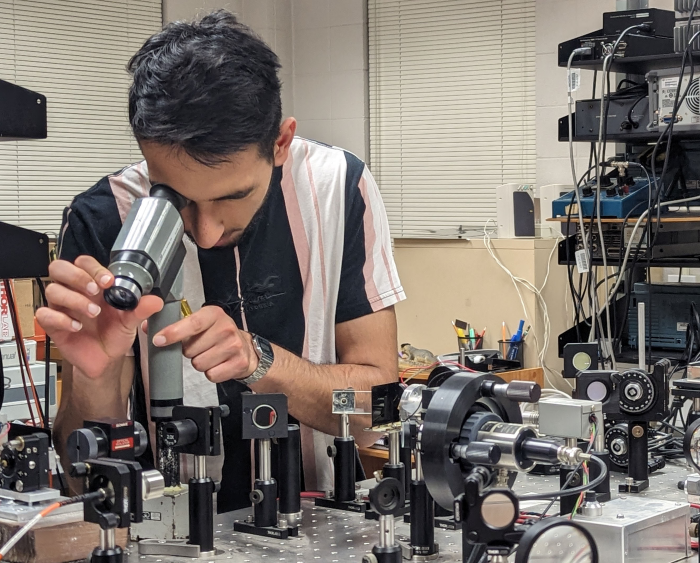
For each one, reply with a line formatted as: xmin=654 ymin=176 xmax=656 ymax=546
xmin=112 ymin=437 xmax=133 ymax=451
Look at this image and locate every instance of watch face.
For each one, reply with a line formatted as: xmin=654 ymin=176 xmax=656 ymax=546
xmin=572 ymin=352 xmax=592 ymax=371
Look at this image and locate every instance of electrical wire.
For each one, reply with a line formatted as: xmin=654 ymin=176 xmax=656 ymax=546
xmin=3 ymin=280 xmax=43 ymax=427
xmin=537 ymin=421 xmax=597 ymax=518
xmin=519 ymin=454 xmax=607 ymax=502
xmin=483 ymin=220 xmax=569 ymax=390
xmin=0 ymin=489 xmax=106 ymax=560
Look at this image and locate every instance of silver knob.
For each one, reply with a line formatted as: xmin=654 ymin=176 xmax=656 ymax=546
xmin=141 ymin=469 xmax=165 ymax=500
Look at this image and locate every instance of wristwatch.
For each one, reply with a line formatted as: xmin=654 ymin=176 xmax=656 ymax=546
xmin=240 ymin=334 xmax=274 ymax=386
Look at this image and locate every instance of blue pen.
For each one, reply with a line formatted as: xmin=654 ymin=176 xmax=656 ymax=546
xmin=507 ymin=320 xmax=525 ymax=360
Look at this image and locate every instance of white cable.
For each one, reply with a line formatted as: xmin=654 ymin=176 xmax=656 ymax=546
xmin=602 ymin=193 xmax=700 ymax=312
xmin=484 ymin=221 xmax=573 ymax=391
xmin=594 ymin=54 xmax=616 ymax=369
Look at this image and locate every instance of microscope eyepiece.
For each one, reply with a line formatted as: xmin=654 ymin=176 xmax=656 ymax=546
xmin=104 ymin=278 xmax=142 ymax=311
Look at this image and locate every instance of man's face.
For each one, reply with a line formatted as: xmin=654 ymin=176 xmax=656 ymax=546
xmin=142 ymin=142 xmax=274 ymax=249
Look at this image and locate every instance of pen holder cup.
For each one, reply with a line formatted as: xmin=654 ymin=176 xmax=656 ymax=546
xmin=498 ymin=340 xmax=524 ymax=366
xmin=458 ymin=336 xmax=482 ymax=351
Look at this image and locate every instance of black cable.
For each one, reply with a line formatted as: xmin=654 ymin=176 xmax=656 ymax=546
xmin=538 ymin=421 xmax=599 ymax=517
xmin=519 ymin=455 xmax=608 ymax=501
xmin=2 ymin=280 xmax=44 ymax=425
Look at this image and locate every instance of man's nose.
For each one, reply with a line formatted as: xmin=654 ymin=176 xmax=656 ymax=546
xmin=184 ymin=208 xmax=223 ymax=249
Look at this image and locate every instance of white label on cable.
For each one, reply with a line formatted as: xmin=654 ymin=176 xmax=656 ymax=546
xmin=678 ymin=322 xmax=689 ymax=332
xmin=568 ymin=68 xmax=581 ymax=93
xmin=575 ymin=249 xmax=590 ymax=273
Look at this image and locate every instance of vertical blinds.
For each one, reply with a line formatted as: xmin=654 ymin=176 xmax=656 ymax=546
xmin=0 ymin=0 xmax=161 ymax=234
xmin=368 ymin=0 xmax=536 ymax=238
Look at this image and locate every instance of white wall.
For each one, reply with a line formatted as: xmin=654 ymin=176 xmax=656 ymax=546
xmin=162 ymin=0 xmax=294 ymax=119
xmin=291 ymin=0 xmax=368 ymax=160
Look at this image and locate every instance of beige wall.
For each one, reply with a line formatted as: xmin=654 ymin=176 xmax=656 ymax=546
xmin=163 ymin=0 xmax=368 ymax=160
xmin=162 ymin=0 xmax=295 ymax=119
xmin=393 ymin=237 xmax=571 ymax=389
xmin=291 ymin=0 xmax=368 ymax=160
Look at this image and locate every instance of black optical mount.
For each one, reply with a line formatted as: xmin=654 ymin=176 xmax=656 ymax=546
xmin=234 ymin=393 xmax=300 ymax=539
xmin=608 ymin=361 xmax=670 ymax=494
xmin=316 ymin=390 xmax=366 ymax=513
xmin=164 ymin=404 xmax=228 ymax=555
xmin=362 ymin=477 xmax=405 ymax=563
xmin=400 ymin=419 xmax=439 ymax=561
xmin=70 ymin=457 xmax=163 ymax=563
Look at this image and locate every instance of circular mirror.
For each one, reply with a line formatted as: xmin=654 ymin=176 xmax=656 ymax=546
xmin=252 ymin=405 xmax=277 ymax=430
xmin=480 ymin=491 xmax=517 ymax=529
xmin=515 ymin=519 xmax=598 ymax=563
xmin=684 ymin=418 xmax=700 ymax=472
xmin=585 ymin=381 xmax=608 ymax=402
xmin=572 ymin=352 xmax=592 ymax=372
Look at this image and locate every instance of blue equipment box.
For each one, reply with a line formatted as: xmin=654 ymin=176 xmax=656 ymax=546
xmin=552 ymin=177 xmax=651 ymax=219
xmin=628 ymin=282 xmax=700 ymax=350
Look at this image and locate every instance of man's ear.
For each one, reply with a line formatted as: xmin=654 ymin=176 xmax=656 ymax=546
xmin=274 ymin=117 xmax=297 ymax=167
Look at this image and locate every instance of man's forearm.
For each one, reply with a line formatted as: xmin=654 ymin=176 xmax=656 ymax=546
xmin=251 ymin=346 xmax=395 ymax=447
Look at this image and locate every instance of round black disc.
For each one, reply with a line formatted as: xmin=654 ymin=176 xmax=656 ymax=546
xmin=421 ymin=372 xmax=522 ymax=510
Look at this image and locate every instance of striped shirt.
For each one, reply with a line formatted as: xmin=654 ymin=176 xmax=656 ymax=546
xmin=58 ymin=137 xmax=406 ymax=511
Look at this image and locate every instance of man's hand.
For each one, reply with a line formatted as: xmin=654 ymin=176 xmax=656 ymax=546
xmin=36 ymin=256 xmax=164 ymax=379
xmin=149 ymin=305 xmax=258 ymax=383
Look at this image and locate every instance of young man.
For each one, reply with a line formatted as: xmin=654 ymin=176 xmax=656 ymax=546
xmin=37 ymin=11 xmax=405 ymax=511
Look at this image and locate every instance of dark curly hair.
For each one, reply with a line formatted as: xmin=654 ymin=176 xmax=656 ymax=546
xmin=128 ymin=10 xmax=282 ymax=165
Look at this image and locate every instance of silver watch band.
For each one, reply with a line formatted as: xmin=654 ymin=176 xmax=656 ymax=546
xmin=240 ymin=334 xmax=274 ymax=386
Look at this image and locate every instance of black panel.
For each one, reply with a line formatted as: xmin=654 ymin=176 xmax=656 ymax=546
xmin=0 ymin=79 xmax=47 ymax=140
xmin=0 ymin=222 xmax=49 ymax=278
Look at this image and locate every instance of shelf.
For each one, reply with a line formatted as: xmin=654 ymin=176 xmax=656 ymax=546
xmin=559 ymin=49 xmax=700 ymax=75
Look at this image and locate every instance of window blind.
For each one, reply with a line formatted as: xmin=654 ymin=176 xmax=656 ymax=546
xmin=368 ymin=0 xmax=536 ymax=238
xmin=0 ymin=0 xmax=161 ymax=234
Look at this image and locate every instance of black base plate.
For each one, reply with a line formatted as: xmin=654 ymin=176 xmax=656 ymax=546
xmin=314 ymin=497 xmax=366 ymax=513
xmin=233 ymin=521 xmax=299 ymax=540
xmin=434 ymin=517 xmax=458 ymax=531
xmin=619 ymin=479 xmax=649 ymax=494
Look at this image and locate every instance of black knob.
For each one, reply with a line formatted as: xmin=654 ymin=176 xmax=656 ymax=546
xmin=453 ymin=441 xmax=502 ymax=466
xmin=250 ymin=489 xmax=264 ymax=504
xmin=67 ymin=429 xmax=103 ymax=463
xmin=505 ymin=381 xmax=541 ymax=403
xmin=327 ymin=445 xmax=337 ymax=458
xmin=219 ymin=405 xmax=231 ymax=418
xmin=133 ymin=421 xmax=148 ymax=458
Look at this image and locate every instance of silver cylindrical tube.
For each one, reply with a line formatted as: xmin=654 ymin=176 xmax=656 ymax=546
xmin=259 ymin=439 xmax=272 ymax=481
xmin=565 ymin=437 xmax=578 ymax=449
xmin=415 ymin=448 xmax=423 ymax=481
xmin=595 ymin=430 xmax=605 ymax=452
xmin=694 ymin=398 xmax=700 ymax=412
xmin=378 ymin=515 xmax=395 ymax=548
xmin=476 ymin=422 xmax=537 ymax=472
xmin=100 ymin=528 xmax=116 ymax=550
xmin=340 ymin=413 xmax=350 ymax=439
xmin=194 ymin=455 xmax=207 ymax=480
xmin=388 ymin=431 xmax=400 ymax=465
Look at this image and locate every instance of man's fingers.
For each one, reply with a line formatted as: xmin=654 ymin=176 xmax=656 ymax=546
xmin=35 ymin=307 xmax=83 ymax=335
xmin=48 ymin=260 xmax=103 ymax=297
xmin=45 ymin=283 xmax=101 ymax=319
xmin=131 ymin=296 xmax=164 ymax=322
xmin=153 ymin=308 xmax=218 ymax=346
xmin=182 ymin=329 xmax=230 ymax=359
xmin=74 ymin=255 xmax=114 ymax=289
